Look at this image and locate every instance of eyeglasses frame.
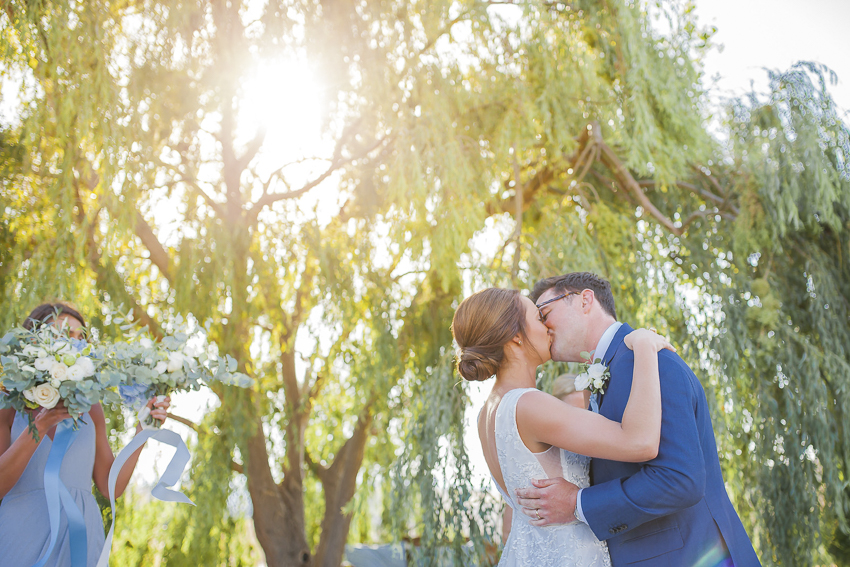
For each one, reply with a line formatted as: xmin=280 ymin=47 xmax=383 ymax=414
xmin=535 ymin=291 xmax=582 ymax=322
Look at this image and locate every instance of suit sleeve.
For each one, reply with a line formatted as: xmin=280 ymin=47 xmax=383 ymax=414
xmin=581 ymin=352 xmax=706 ymax=541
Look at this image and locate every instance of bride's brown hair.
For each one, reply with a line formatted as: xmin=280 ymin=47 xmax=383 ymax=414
xmin=451 ymin=288 xmax=530 ymax=382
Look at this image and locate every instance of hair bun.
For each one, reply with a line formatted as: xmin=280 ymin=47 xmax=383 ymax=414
xmin=457 ymin=347 xmax=500 ymax=382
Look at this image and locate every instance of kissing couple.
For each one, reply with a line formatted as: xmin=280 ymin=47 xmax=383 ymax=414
xmin=452 ymin=272 xmax=761 ymax=566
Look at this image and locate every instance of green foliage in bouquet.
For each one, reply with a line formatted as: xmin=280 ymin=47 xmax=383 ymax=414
xmin=0 ymin=324 xmax=122 ymax=440
xmin=107 ymin=310 xmax=252 ymax=428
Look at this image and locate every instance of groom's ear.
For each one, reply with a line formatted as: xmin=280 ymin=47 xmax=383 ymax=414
xmin=580 ymin=289 xmax=595 ymax=313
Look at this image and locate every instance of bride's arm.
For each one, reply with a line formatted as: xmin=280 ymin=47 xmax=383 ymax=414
xmin=516 ymin=329 xmax=670 ymax=462
xmin=502 ymin=506 xmax=512 ymax=540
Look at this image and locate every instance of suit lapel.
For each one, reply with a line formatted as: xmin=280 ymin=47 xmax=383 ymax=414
xmin=597 ymin=323 xmax=633 ymax=410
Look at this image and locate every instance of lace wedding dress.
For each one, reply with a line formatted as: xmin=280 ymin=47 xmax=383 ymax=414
xmin=491 ymin=388 xmax=611 ymax=566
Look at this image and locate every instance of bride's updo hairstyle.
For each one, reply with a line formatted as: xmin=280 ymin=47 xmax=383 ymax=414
xmin=451 ymin=288 xmax=529 ymax=382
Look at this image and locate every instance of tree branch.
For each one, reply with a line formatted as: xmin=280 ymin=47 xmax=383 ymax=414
xmin=590 ymin=169 xmax=637 ymax=206
xmin=638 ymin=179 xmax=739 ymax=217
xmin=72 ymin=169 xmax=163 ymax=337
xmin=487 ymin=126 xmax=593 ymax=216
xmin=237 ymin=128 xmax=267 ymax=172
xmin=166 ymin=412 xmax=198 ymax=431
xmin=247 ymin=130 xmax=393 ymax=225
xmin=595 ymin=136 xmax=682 ymax=236
xmin=304 ymin=448 xmax=328 ymax=481
xmin=134 ymin=212 xmax=173 ymax=282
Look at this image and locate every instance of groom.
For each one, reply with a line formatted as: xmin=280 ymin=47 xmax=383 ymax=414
xmin=515 ymin=272 xmax=761 ymax=566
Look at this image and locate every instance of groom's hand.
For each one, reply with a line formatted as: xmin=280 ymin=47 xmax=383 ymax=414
xmin=515 ymin=477 xmax=579 ymax=527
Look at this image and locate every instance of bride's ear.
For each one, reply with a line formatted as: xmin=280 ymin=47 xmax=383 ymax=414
xmin=511 ymin=333 xmax=524 ymax=347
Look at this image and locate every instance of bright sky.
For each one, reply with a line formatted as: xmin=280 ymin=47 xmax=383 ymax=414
xmin=695 ymin=0 xmax=850 ymax=112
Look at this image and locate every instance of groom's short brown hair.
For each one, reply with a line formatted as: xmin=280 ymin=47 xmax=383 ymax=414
xmin=530 ymin=272 xmax=617 ymax=320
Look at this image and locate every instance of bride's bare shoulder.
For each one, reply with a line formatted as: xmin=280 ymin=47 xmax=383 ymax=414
xmin=515 ymin=389 xmax=556 ymax=406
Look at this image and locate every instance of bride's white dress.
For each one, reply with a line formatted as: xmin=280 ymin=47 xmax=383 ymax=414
xmin=492 ymin=388 xmax=611 ymax=566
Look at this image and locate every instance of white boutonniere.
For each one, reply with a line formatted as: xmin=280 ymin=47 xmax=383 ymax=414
xmin=574 ymin=350 xmax=611 ymax=396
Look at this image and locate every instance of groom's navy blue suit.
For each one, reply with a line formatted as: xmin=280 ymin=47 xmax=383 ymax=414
xmin=582 ymin=324 xmax=761 ymax=566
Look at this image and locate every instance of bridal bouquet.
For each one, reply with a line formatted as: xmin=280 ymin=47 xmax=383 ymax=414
xmin=0 ymin=325 xmax=122 ymax=439
xmin=110 ymin=312 xmax=251 ymax=428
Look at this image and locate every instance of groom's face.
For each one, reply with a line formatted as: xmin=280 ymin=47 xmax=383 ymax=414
xmin=537 ymin=287 xmax=586 ymax=363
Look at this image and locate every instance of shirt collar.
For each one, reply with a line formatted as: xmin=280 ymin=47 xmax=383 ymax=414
xmin=593 ymin=321 xmax=623 ymax=363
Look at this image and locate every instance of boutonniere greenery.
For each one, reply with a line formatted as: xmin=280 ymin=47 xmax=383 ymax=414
xmin=574 ymin=350 xmax=611 ymax=396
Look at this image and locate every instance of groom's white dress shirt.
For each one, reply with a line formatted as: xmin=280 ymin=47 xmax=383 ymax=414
xmin=574 ymin=321 xmax=622 ymax=525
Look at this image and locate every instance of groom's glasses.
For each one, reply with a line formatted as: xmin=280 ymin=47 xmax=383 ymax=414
xmin=536 ymin=291 xmax=581 ymax=322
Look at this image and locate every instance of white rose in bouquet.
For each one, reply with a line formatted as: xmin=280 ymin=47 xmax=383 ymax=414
xmin=183 ymin=342 xmax=202 ymax=358
xmin=23 ymin=345 xmax=48 ymax=358
xmin=49 ymin=363 xmax=69 ymax=382
xmin=34 ymin=356 xmax=56 ymax=372
xmin=52 ymin=342 xmax=73 ymax=355
xmin=28 ymin=384 xmax=61 ymax=409
xmin=155 ymin=360 xmax=169 ymax=375
xmin=66 ymin=365 xmax=87 ymax=382
xmin=166 ymin=352 xmax=184 ymax=373
xmin=593 ymin=377 xmax=605 ymax=390
xmin=574 ymin=372 xmax=592 ymax=391
xmin=74 ymin=356 xmax=96 ymax=378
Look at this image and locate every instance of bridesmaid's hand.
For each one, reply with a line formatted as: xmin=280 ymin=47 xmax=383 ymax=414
xmin=33 ymin=402 xmax=72 ymax=437
xmin=624 ymin=328 xmax=676 ymax=353
xmin=147 ymin=396 xmax=171 ymax=424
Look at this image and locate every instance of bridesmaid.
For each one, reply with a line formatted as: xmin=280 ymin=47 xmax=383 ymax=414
xmin=0 ymin=302 xmax=169 ymax=567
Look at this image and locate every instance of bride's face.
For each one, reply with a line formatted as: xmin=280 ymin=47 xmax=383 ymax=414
xmin=520 ymin=297 xmax=552 ymax=365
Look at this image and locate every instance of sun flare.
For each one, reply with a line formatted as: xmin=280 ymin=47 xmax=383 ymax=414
xmin=238 ymin=58 xmax=328 ymax=180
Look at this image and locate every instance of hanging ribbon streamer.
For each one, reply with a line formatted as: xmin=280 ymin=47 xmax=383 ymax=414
xmin=96 ymin=428 xmax=195 ymax=567
xmin=31 ymin=420 xmax=88 ymax=567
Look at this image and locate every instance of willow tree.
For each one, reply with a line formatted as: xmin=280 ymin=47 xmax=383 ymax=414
xmin=0 ymin=0 xmax=452 ymax=565
xmin=2 ymin=1 xmax=849 ymax=567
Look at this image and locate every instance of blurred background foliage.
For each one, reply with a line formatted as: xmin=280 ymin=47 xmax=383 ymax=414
xmin=1 ymin=0 xmax=849 ymax=565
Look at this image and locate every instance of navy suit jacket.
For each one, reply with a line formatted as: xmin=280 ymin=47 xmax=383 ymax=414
xmin=581 ymin=324 xmax=761 ymax=566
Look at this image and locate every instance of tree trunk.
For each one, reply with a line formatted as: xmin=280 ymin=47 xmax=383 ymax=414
xmin=243 ymin=414 xmax=312 ymax=567
xmin=312 ymin=409 xmax=375 ymax=567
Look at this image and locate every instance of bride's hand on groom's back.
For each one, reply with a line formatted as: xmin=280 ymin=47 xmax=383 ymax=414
xmin=624 ymin=328 xmax=676 ymax=353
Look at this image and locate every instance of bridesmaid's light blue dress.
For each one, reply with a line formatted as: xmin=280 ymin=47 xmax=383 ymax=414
xmin=0 ymin=412 xmax=105 ymax=567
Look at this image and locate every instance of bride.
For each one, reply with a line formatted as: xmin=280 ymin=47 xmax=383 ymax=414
xmin=452 ymin=288 xmax=671 ymax=566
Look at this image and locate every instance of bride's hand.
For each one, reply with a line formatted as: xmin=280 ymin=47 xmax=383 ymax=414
xmin=624 ymin=328 xmax=676 ymax=353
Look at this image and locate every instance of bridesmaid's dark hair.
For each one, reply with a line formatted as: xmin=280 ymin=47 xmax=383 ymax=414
xmin=23 ymin=303 xmax=87 ymax=331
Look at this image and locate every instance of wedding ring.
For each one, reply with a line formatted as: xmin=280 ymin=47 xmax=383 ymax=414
xmin=535 ymin=509 xmax=542 ymax=520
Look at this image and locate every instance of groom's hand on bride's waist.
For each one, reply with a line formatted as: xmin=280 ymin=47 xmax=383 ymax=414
xmin=515 ymin=477 xmax=579 ymax=527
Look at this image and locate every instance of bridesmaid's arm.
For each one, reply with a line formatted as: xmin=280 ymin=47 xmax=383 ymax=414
xmin=91 ymin=399 xmax=170 ymax=499
xmin=0 ymin=406 xmax=71 ymax=498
